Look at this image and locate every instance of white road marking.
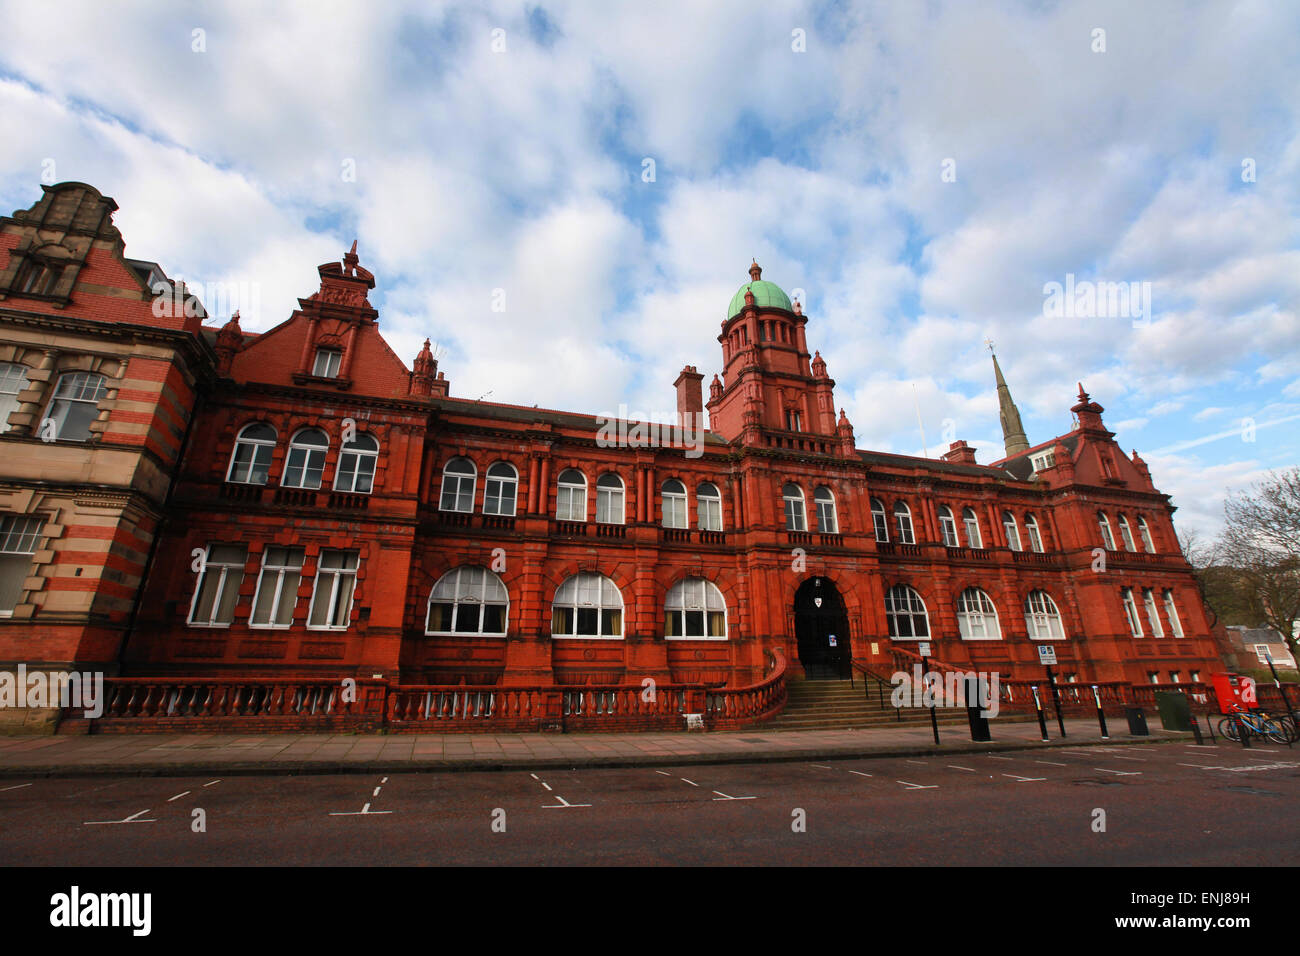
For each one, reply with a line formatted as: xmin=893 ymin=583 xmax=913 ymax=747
xmin=85 ymin=808 xmax=156 ymax=825
xmin=906 ymin=759 xmax=926 ymax=765
xmin=541 ymin=782 xmax=552 ymax=791
xmin=1095 ymin=768 xmax=1141 ymax=776
xmin=897 ymin=780 xmax=938 ymax=790
xmin=1105 ymin=755 xmax=1146 ymax=762
xmin=1177 ymin=763 xmax=1219 ymax=769
xmin=166 ymin=791 xmax=190 ymax=802
xmin=381 ymin=777 xmax=389 ymax=783
xmin=1003 ymin=773 xmax=1047 ymax=782
xmin=681 ymin=778 xmax=699 ymax=787
xmin=655 ymin=771 xmax=672 ymax=776
xmin=848 ymin=770 xmax=873 ymax=778
xmin=329 ymin=806 xmax=393 ymax=816
xmin=947 ymin=766 xmax=977 ymax=772
xmin=0 ymin=783 xmax=32 ymax=792
xmin=985 ymin=755 xmax=1015 ymax=761
xmin=1035 ymin=760 xmax=1068 ymax=767
xmin=542 ymin=795 xmax=591 ymax=809
xmin=372 ymin=787 xmax=381 ymax=796
xmin=712 ymin=791 xmax=757 ymax=801
xmin=811 ymin=763 xmax=833 ymax=769
xmin=530 ymin=773 xmax=540 ymax=780
xmin=203 ymin=780 xmax=221 ymax=788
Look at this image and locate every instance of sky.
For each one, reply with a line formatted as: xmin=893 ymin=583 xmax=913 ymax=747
xmin=0 ymin=0 xmax=1296 ymax=542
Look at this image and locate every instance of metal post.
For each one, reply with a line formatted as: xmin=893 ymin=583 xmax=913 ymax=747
xmin=921 ymin=650 xmax=939 ymax=745
xmin=1237 ymin=713 xmax=1252 ymax=748
xmin=1190 ymin=714 xmax=1204 ymax=745
xmin=1032 ymin=686 xmax=1049 ymax=741
xmin=1265 ymin=653 xmax=1295 ymax=749
xmin=1046 ymin=664 xmax=1066 ymax=738
xmin=1205 ymin=710 xmax=1216 ymax=743
xmin=1092 ymin=684 xmax=1109 ymax=739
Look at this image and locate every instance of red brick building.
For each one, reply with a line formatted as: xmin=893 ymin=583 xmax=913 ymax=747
xmin=1 ymin=183 xmax=1226 ymax=729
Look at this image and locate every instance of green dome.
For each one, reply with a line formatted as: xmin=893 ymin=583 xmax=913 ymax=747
xmin=727 ymin=262 xmax=792 ymax=318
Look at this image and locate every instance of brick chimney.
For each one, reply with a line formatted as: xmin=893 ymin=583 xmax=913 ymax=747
xmin=674 ymin=365 xmax=704 ymax=429
xmin=941 ymin=440 xmax=978 ymax=465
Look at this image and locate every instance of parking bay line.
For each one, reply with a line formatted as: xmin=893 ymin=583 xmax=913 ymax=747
xmin=1003 ymin=773 xmax=1046 ymax=782
xmin=85 ymin=808 xmax=156 ymax=825
xmin=896 ymin=780 xmax=938 ymax=790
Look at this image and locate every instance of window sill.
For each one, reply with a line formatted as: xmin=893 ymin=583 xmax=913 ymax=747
xmin=550 ymin=635 xmax=625 ymax=641
xmin=185 ymin=623 xmax=232 ymax=629
xmin=424 ymin=631 xmax=509 ymax=638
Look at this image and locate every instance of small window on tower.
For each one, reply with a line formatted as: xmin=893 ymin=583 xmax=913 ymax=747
xmin=786 ymin=410 xmax=802 ymax=432
xmin=312 ymin=348 xmax=342 ymax=378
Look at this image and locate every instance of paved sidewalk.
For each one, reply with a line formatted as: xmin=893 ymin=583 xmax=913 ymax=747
xmin=0 ymin=718 xmax=1201 ymax=777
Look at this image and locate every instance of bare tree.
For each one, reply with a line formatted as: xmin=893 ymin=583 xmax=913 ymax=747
xmin=1215 ymin=468 xmax=1300 ymax=661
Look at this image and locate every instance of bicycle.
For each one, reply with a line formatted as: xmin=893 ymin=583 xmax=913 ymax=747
xmin=1217 ymin=703 xmax=1297 ymax=744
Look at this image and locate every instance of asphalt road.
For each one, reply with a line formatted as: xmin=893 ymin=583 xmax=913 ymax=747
xmin=1 ymin=741 xmax=1296 ymax=865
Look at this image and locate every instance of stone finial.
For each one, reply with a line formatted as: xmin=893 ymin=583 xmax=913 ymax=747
xmin=749 ymin=259 xmax=762 ymax=281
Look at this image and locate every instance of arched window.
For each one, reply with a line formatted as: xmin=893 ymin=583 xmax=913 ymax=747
xmin=871 ymin=498 xmax=889 ymax=542
xmin=426 ymin=566 xmax=509 ymax=635
xmin=885 ymin=584 xmax=929 ymax=639
xmin=1024 ymin=514 xmax=1044 ymax=553
xmin=47 ymin=371 xmax=107 ymax=442
xmin=1142 ymin=588 xmax=1164 ymax=637
xmin=1002 ymin=511 xmax=1021 ymax=551
xmin=484 ymin=462 xmax=518 ymax=516
xmin=439 ymin=457 xmax=476 ymax=512
xmin=661 ymin=478 xmax=687 ymax=529
xmin=1121 ymin=587 xmax=1143 ymax=636
xmin=1118 ymin=514 xmax=1136 ymax=551
xmin=1097 ymin=512 xmax=1116 ymax=550
xmin=783 ymin=483 xmax=806 ymax=532
xmin=0 ymin=362 xmax=29 ymax=432
xmin=227 ymin=423 xmax=276 ymax=485
xmin=956 ymin=587 xmax=1001 ymax=639
xmin=1137 ymin=516 xmax=1156 ymax=554
xmin=556 ymin=469 xmax=587 ymax=521
xmin=1024 ymin=590 xmax=1064 ymax=639
xmin=282 ymin=428 xmax=329 ymax=489
xmin=696 ymin=482 xmax=723 ymax=532
xmin=334 ymin=433 xmax=378 ymax=493
xmin=551 ymin=573 xmax=624 ymax=638
xmin=893 ymin=502 xmax=914 ymax=544
xmin=596 ymin=473 xmax=626 ymax=524
xmin=937 ymin=505 xmax=960 ymax=547
xmin=665 ymin=578 xmax=727 ymax=639
xmin=814 ymin=487 xmax=838 ymax=534
xmin=1162 ymin=589 xmax=1182 ymax=637
xmin=962 ymin=507 xmax=983 ymax=549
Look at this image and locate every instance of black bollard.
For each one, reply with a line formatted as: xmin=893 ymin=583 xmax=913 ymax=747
xmin=1190 ymin=714 xmax=1204 ymax=745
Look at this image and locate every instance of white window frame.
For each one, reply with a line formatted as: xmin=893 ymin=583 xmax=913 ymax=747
xmin=46 ymin=371 xmax=107 ymax=442
xmin=814 ymin=487 xmax=838 ymax=534
xmin=307 ymin=550 xmax=359 ymax=630
xmin=885 ymin=584 xmax=929 ymax=639
xmin=956 ymin=587 xmax=1002 ymax=640
xmin=1118 ymin=514 xmax=1137 ymax=552
xmin=871 ymin=498 xmax=889 ymax=542
xmin=227 ymin=423 xmax=277 ymax=485
xmin=1025 ymin=514 xmax=1044 ymax=553
xmin=595 ymin=473 xmax=627 ymax=525
xmin=556 ymin=469 xmax=587 ymax=521
xmin=1030 ymin=450 xmax=1056 ymax=473
xmin=1138 ymin=516 xmax=1156 ymax=553
xmin=0 ymin=362 xmax=28 ymax=433
xmin=187 ymin=544 xmax=247 ymax=627
xmin=334 ymin=434 xmax=378 ymax=493
xmin=660 ymin=478 xmax=687 ymax=529
xmin=282 ymin=428 xmax=329 ymax=489
xmin=1024 ymin=590 xmax=1065 ymax=640
xmin=0 ymin=514 xmax=45 ymax=617
xmin=439 ymin=457 xmax=477 ymax=512
xmin=1162 ymin=589 xmax=1183 ymax=638
xmin=550 ymin=572 xmax=624 ymax=639
xmin=1098 ymin=512 xmax=1117 ymax=551
xmin=312 ymin=347 xmax=342 ymax=378
xmin=893 ymin=502 xmax=914 ymax=544
xmin=425 ymin=566 xmax=510 ymax=636
xmin=1122 ymin=587 xmax=1143 ymax=637
xmin=962 ymin=507 xmax=982 ymax=549
xmin=483 ymin=462 xmax=518 ymax=516
xmin=783 ymin=484 xmax=806 ymax=532
xmin=1002 ymin=511 xmax=1021 ymax=551
xmin=664 ymin=578 xmax=727 ymax=640
xmin=249 ymin=546 xmax=305 ymax=628
xmin=938 ymin=506 xmax=959 ymax=547
xmin=1142 ymin=587 xmax=1164 ymax=637
xmin=696 ymin=482 xmax=723 ymax=532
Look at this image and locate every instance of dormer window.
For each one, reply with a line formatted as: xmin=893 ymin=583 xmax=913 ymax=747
xmin=1030 ymin=450 xmax=1056 ymax=473
xmin=312 ymin=348 xmax=342 ymax=378
xmin=12 ymin=259 xmax=61 ymax=296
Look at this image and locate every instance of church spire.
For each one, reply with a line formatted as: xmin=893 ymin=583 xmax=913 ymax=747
xmin=989 ymin=342 xmax=1030 ymax=456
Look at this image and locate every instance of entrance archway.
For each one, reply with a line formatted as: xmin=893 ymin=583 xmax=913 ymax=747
xmin=793 ymin=577 xmax=851 ymax=680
